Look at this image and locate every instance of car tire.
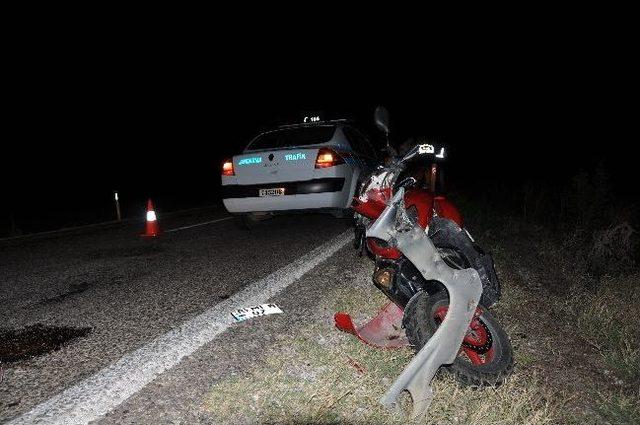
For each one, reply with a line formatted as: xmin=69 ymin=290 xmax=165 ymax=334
xmin=331 ymin=209 xmax=354 ymax=219
xmin=235 ymin=213 xmax=259 ymax=230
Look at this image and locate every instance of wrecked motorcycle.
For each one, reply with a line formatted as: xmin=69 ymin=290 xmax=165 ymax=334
xmin=335 ymin=108 xmax=513 ymax=417
xmin=352 ymin=139 xmax=501 ymax=308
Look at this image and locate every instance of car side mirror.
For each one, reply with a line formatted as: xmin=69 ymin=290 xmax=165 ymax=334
xmin=374 ymin=106 xmax=390 ymax=136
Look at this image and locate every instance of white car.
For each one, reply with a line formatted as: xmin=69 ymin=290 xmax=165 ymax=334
xmin=221 ymin=119 xmax=377 ymax=218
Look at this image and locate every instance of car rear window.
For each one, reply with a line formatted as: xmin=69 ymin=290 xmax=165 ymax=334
xmin=247 ymin=126 xmax=336 ymax=151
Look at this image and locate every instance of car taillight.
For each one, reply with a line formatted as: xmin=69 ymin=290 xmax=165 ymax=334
xmin=222 ymin=159 xmax=235 ymax=176
xmin=315 ymin=148 xmax=344 ymax=168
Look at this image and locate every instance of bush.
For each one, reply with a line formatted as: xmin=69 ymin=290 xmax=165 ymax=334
xmin=585 ymin=221 xmax=637 ymax=277
xmin=519 ymin=162 xmax=638 ymax=279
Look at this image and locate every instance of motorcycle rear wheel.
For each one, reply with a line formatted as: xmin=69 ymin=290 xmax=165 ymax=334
xmin=403 ymin=291 xmax=513 ymax=387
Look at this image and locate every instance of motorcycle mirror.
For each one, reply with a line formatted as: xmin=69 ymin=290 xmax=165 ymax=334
xmin=374 ymin=105 xmax=390 ymax=136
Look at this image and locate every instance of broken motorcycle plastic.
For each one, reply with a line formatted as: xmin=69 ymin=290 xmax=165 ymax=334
xmin=334 ymin=302 xmax=408 ymax=349
xmin=369 ymin=188 xmax=482 ymax=418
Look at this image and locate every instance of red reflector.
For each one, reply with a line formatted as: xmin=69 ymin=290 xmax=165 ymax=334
xmin=315 ymin=148 xmax=344 ymax=168
xmin=222 ymin=159 xmax=234 ymax=176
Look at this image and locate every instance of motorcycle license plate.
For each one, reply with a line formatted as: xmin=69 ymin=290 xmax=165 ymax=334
xmin=231 ymin=304 xmax=283 ymax=322
xmin=259 ymin=188 xmax=285 ymax=197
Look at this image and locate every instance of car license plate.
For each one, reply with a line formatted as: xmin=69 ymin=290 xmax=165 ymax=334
xmin=259 ymin=188 xmax=285 ymax=197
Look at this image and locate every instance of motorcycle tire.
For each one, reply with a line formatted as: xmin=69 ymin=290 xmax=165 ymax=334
xmin=403 ymin=291 xmax=514 ymax=387
xmin=429 ymin=218 xmax=501 ymax=307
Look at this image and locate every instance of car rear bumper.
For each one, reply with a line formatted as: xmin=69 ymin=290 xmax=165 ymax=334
xmin=222 ymin=177 xmax=351 ymax=213
xmin=221 ymin=177 xmax=344 ymax=199
xmin=224 ymin=192 xmax=352 ymax=213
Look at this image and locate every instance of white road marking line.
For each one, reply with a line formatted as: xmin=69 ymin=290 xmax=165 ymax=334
xmin=9 ymin=230 xmax=354 ymax=425
xmin=164 ymin=216 xmax=234 ymax=233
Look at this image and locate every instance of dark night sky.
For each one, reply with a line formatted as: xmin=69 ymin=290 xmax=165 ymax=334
xmin=3 ymin=43 xmax=636 ymax=234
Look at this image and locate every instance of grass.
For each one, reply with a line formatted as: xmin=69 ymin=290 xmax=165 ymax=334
xmin=594 ymin=390 xmax=640 ymax=425
xmin=204 ymin=280 xmax=560 ymax=424
xmin=557 ymin=273 xmax=640 ymax=389
xmin=202 ymin=216 xmax=640 ymax=424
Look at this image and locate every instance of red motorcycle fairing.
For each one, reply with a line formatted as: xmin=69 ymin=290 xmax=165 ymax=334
xmin=354 ymin=189 xmax=462 ymax=229
xmin=403 ymin=188 xmax=434 ymax=229
xmin=366 ymin=238 xmax=402 ymax=259
xmin=400 ymin=190 xmax=464 ymax=229
xmin=355 ymin=188 xmax=464 ymax=260
xmin=352 ymin=187 xmax=391 ymax=220
xmin=433 ymin=196 xmax=463 ymax=228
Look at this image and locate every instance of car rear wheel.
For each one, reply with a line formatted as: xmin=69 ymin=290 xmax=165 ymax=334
xmin=234 ymin=213 xmax=264 ymax=230
xmin=331 ymin=209 xmax=354 ymax=219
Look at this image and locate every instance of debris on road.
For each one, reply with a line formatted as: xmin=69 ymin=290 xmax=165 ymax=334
xmin=0 ymin=324 xmax=92 ymax=363
xmin=231 ymin=304 xmax=283 ymax=322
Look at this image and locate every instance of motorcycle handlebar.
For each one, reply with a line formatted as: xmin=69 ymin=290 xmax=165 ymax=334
xmin=396 ymin=176 xmax=417 ymax=189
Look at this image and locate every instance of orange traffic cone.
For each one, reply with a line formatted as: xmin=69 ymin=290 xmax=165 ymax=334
xmin=141 ymin=199 xmax=161 ymax=238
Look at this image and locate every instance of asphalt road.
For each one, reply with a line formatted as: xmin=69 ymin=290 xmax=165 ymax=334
xmin=0 ymin=209 xmax=354 ymax=423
